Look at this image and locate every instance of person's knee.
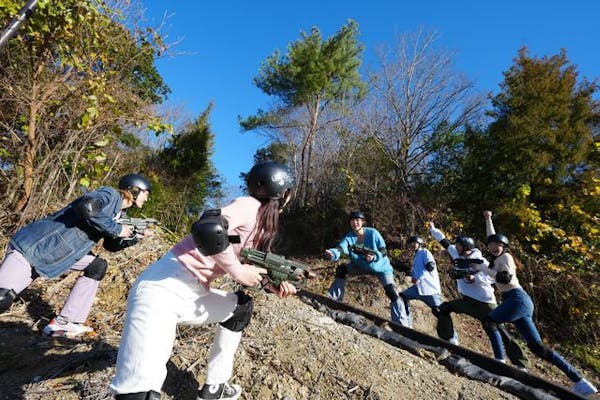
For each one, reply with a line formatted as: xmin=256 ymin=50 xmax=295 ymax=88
xmin=438 ymin=302 xmax=452 ymax=315
xmin=83 ymin=257 xmax=108 ymax=281
xmin=0 ymin=288 xmax=17 ymax=313
xmin=527 ymin=341 xmax=553 ymax=359
xmin=335 ymin=263 xmax=349 ymax=279
xmin=220 ymin=291 xmax=254 ymax=332
xmin=383 ymin=283 xmax=399 ymax=301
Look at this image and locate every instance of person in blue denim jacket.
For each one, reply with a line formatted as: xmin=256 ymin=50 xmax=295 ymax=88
xmin=323 ymin=211 xmax=405 ymax=323
xmin=0 ymin=174 xmax=152 ymax=338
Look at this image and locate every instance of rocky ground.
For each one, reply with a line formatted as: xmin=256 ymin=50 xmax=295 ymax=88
xmin=0 ymin=232 xmax=598 ymax=399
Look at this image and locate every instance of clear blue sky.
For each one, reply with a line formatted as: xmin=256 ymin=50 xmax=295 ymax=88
xmin=145 ymin=1 xmax=599 ymax=197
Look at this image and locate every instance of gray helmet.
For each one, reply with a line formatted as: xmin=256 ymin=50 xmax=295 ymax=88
xmin=407 ymin=235 xmax=425 ymax=246
xmin=349 ymin=211 xmax=366 ymax=221
xmin=486 ymin=233 xmax=509 ymax=246
xmin=118 ymin=174 xmax=151 ymax=197
xmin=246 ymin=161 xmax=294 ymax=200
xmin=455 ymin=235 xmax=475 ymax=250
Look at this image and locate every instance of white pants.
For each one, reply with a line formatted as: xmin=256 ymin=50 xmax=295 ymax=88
xmin=111 ymin=252 xmax=241 ymax=394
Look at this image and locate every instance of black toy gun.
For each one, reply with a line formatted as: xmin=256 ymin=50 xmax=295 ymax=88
xmin=452 ymin=258 xmax=484 ymax=269
xmin=350 ymin=243 xmax=378 ymax=258
xmin=449 ymin=268 xmax=476 ymax=280
xmin=240 ymin=248 xmax=313 ymax=287
xmin=117 ymin=217 xmax=158 ymax=238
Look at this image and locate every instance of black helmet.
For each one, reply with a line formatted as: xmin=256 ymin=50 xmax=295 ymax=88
xmin=455 ymin=235 xmax=475 ymax=250
xmin=246 ymin=161 xmax=294 ymax=200
xmin=349 ymin=211 xmax=366 ymax=221
xmin=486 ymin=233 xmax=509 ymax=246
xmin=118 ymin=174 xmax=151 ymax=197
xmin=407 ymin=235 xmax=425 ymax=246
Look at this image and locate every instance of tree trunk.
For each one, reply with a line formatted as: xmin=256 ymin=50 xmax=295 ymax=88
xmin=14 ymin=91 xmax=39 ymax=214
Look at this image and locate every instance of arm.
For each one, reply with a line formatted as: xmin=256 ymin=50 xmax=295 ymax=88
xmin=483 ymin=210 xmax=496 ymax=237
xmin=81 ymin=188 xmax=126 ymax=238
xmin=474 ymin=253 xmax=515 ymax=284
xmin=425 ymin=250 xmax=436 ymax=272
xmin=325 ymin=237 xmax=350 ymax=261
xmin=428 ymin=222 xmax=460 ymax=259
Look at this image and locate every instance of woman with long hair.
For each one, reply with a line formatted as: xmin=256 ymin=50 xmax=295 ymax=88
xmin=111 ymin=162 xmax=297 ymax=400
xmin=474 ymin=210 xmax=597 ymax=397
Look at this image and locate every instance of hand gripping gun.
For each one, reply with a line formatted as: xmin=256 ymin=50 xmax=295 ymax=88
xmin=240 ymin=248 xmax=313 ymax=287
xmin=117 ymin=217 xmax=158 ymax=238
xmin=449 ymin=258 xmax=484 ymax=280
xmin=349 ymin=243 xmax=378 ymax=258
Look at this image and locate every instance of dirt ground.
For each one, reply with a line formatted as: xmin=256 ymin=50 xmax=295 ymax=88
xmin=0 ymin=233 xmax=598 ymax=399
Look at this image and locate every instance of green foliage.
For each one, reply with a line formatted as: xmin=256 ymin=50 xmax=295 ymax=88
xmin=252 ymin=19 xmax=365 ymax=108
xmin=158 ymin=104 xmax=223 ymax=215
xmin=424 ymin=47 xmax=600 ymax=346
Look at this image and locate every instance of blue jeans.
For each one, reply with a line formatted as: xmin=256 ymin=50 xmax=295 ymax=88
xmin=400 ymin=285 xmax=443 ymax=329
xmin=489 ymin=288 xmax=582 ymax=382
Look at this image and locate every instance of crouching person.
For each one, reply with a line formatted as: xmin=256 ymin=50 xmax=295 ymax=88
xmin=110 ymin=162 xmax=297 ymax=400
xmin=323 ymin=211 xmax=405 ymax=324
xmin=0 ymin=173 xmax=152 ymax=337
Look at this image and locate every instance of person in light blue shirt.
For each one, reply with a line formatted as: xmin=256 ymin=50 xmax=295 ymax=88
xmin=323 ymin=211 xmax=404 ymax=323
xmin=396 ymin=236 xmax=444 ymax=328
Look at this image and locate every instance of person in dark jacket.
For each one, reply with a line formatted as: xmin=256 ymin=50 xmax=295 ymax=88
xmin=0 ymin=174 xmax=152 ymax=337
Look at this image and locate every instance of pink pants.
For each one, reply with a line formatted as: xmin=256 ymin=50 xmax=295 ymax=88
xmin=0 ymin=246 xmax=98 ymax=323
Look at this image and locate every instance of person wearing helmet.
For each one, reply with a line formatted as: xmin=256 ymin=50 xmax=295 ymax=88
xmin=111 ymin=161 xmax=297 ymax=400
xmin=473 ymin=211 xmax=597 ymax=397
xmin=0 ymin=173 xmax=153 ymax=338
xmin=429 ymin=221 xmax=528 ymax=369
xmin=395 ymin=235 xmax=445 ymax=328
xmin=323 ymin=211 xmax=405 ymax=324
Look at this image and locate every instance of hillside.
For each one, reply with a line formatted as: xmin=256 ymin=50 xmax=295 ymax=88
xmin=0 ymin=233 xmax=598 ymax=399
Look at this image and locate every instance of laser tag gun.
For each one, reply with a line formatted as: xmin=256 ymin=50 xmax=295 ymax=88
xmin=349 ymin=243 xmax=378 ymax=258
xmin=240 ymin=248 xmax=313 ymax=287
xmin=449 ymin=258 xmax=484 ymax=280
xmin=117 ymin=217 xmax=158 ymax=239
xmin=452 ymin=258 xmax=484 ymax=269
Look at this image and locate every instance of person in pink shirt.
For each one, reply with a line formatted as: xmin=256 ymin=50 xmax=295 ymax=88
xmin=111 ymin=162 xmax=296 ymax=400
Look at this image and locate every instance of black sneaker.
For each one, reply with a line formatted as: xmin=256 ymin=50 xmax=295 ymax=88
xmin=197 ymin=383 xmax=241 ymax=400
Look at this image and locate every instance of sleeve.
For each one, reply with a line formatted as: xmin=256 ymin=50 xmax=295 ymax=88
xmin=209 ymin=245 xmax=251 ymax=282
xmin=220 ymin=197 xmax=254 ymax=232
xmin=103 ymin=236 xmax=139 ymax=252
xmin=430 ymin=227 xmax=459 ymax=259
xmin=425 ymin=250 xmax=436 ymax=272
xmin=485 ymin=217 xmax=496 ymax=237
xmin=371 ymin=229 xmax=386 ymax=261
xmin=84 ymin=189 xmax=122 ymax=238
xmin=475 ymin=253 xmax=515 ymax=280
xmin=328 ymin=237 xmax=350 ymax=261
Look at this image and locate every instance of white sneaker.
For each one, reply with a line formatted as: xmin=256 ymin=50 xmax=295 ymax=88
xmin=572 ymin=378 xmax=598 ymax=397
xmin=42 ymin=316 xmax=93 ymax=338
xmin=449 ymin=337 xmax=459 ymax=346
xmin=197 ymin=383 xmax=241 ymax=400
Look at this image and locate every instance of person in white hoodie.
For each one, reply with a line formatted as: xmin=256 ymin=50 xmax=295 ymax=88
xmin=395 ymin=235 xmax=444 ymax=329
xmin=473 ymin=211 xmax=597 ymax=397
xmin=429 ymin=222 xmax=528 ymax=369
xmin=110 ymin=162 xmax=297 ymax=400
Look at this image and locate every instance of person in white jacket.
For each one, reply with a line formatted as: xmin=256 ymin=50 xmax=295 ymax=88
xmin=396 ymin=235 xmax=445 ymax=329
xmin=110 ymin=162 xmax=297 ymax=400
xmin=429 ymin=222 xmax=528 ymax=369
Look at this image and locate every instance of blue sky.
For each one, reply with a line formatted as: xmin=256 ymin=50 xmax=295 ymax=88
xmin=144 ymin=1 xmax=599 ymax=197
